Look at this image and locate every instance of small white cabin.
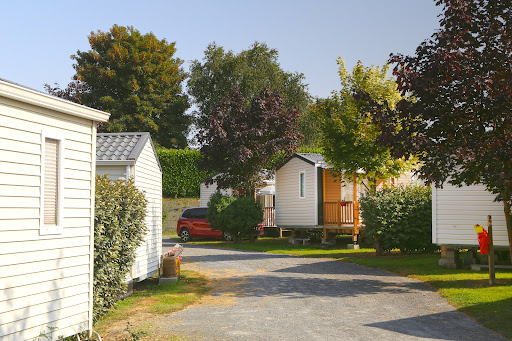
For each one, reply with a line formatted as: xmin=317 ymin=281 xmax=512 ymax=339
xmin=96 ymin=132 xmax=162 ymax=282
xmin=276 ymin=153 xmax=414 ymax=241
xmin=0 ymin=79 xmax=109 ymax=340
xmin=432 ymin=183 xmax=509 ymax=248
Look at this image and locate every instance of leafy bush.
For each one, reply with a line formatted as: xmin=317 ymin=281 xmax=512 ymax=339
xmin=359 ymin=185 xmax=435 ymax=254
xmin=94 ymin=175 xmax=148 ymax=321
xmin=157 ymin=148 xmax=214 ymax=197
xmin=208 ymin=192 xmax=263 ymax=242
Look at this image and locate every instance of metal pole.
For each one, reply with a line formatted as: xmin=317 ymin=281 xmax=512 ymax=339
xmin=488 ymin=215 xmax=496 ymax=285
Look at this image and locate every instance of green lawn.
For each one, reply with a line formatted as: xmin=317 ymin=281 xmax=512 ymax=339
xmin=94 ymin=271 xmax=209 ymax=340
xmin=182 ymin=237 xmax=512 ymax=339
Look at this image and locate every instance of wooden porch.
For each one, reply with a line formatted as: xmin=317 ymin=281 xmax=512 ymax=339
xmin=321 ymin=169 xmax=361 ymax=242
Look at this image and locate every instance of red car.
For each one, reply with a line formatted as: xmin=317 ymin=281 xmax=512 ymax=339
xmin=177 ymin=207 xmax=264 ymax=242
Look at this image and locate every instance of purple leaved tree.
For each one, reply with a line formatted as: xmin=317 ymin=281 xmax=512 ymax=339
xmin=198 ymin=87 xmax=302 ymax=195
xmin=361 ymin=0 xmax=512 ymax=261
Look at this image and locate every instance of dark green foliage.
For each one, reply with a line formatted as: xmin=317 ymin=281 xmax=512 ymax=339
xmin=157 ymin=148 xmax=213 ymax=197
xmin=46 ymin=25 xmax=190 ymax=148
xmin=360 ymin=185 xmax=435 ymax=254
xmin=94 ymin=175 xmax=147 ymax=321
xmin=207 ymin=192 xmax=263 ymax=241
xmin=188 ymin=42 xmax=310 ymax=130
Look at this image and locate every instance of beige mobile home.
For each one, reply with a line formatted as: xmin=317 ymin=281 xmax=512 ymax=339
xmin=96 ymin=132 xmax=162 ymax=282
xmin=433 ymin=184 xmax=509 ymax=248
xmin=0 ymin=79 xmax=109 ymax=340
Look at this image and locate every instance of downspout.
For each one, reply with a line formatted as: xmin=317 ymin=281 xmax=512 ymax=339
xmin=88 ymin=123 xmax=97 ymax=338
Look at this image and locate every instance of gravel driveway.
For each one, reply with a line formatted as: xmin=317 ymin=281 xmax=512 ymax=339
xmin=162 ymin=240 xmax=506 ymax=341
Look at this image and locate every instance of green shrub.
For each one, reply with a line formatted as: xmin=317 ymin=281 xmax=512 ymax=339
xmin=156 ymin=148 xmax=213 ymax=197
xmin=94 ymin=175 xmax=148 ymax=321
xmin=359 ymin=184 xmax=436 ymax=255
xmin=208 ymin=192 xmax=263 ymax=242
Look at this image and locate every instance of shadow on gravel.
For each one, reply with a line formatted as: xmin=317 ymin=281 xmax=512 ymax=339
xmin=365 ymin=311 xmax=506 ymax=340
xmin=225 ymin=273 xmax=430 ymax=298
xmin=273 ymin=260 xmax=396 ymax=277
xmin=182 ymin=252 xmax=295 ymax=264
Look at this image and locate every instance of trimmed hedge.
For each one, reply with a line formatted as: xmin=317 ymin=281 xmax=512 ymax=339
xmin=359 ymin=184 xmax=436 ymax=254
xmin=157 ymin=148 xmax=213 ymax=197
xmin=94 ymin=175 xmax=147 ymax=321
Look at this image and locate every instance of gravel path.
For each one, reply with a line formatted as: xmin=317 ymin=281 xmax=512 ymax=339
xmin=162 ymin=240 xmax=506 ymax=341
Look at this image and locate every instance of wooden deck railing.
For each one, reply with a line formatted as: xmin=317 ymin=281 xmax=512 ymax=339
xmin=263 ymin=207 xmax=276 ymax=227
xmin=323 ymin=201 xmax=354 ymax=226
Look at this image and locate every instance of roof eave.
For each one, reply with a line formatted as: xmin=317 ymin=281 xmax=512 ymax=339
xmin=96 ymin=160 xmax=136 ymax=166
xmin=0 ymin=79 xmax=110 ymax=122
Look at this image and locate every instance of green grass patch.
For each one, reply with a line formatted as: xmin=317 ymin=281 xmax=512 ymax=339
xmin=94 ymin=270 xmax=209 ymax=340
xmin=186 ymin=237 xmax=512 ymax=339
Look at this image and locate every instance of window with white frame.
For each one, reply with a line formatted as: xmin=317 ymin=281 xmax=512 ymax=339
xmin=41 ymin=131 xmax=64 ymax=234
xmin=299 ymin=171 xmax=306 ymax=198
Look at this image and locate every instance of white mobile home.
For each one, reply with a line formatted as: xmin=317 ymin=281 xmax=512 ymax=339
xmin=276 ymin=153 xmax=413 ymax=242
xmin=96 ymin=132 xmax=162 ymax=282
xmin=0 ymin=79 xmax=109 ymax=340
xmin=432 ymin=183 xmax=509 ymax=248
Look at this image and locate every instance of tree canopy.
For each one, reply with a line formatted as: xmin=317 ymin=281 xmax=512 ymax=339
xmin=198 ymin=87 xmax=302 ymax=193
xmin=313 ymin=58 xmax=415 ymax=185
xmin=46 ymin=25 xmax=190 ymax=148
xmin=188 ymin=42 xmax=310 ymax=131
xmin=364 ymin=0 xmax=512 ymax=259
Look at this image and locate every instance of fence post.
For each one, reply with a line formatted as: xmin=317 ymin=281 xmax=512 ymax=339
xmin=488 ymin=215 xmax=496 ymax=285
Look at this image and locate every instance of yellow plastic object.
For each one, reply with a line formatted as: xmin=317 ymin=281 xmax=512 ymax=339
xmin=474 ymin=224 xmax=484 ymax=234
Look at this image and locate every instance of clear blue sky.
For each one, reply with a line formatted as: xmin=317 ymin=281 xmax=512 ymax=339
xmin=0 ymin=0 xmax=441 ymax=99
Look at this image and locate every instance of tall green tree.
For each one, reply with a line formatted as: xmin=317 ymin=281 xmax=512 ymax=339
xmin=314 ymin=58 xmax=415 ymax=187
xmin=188 ymin=42 xmax=310 ymax=133
xmin=46 ymin=25 xmax=190 ymax=148
xmin=365 ymin=0 xmax=512 ymax=260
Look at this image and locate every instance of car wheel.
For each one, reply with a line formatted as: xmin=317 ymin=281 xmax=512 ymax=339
xmin=223 ymin=232 xmax=233 ymax=241
xmin=180 ymin=228 xmax=191 ymax=242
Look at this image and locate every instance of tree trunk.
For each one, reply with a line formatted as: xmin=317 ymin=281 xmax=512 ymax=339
xmin=503 ymin=199 xmax=512 ymax=264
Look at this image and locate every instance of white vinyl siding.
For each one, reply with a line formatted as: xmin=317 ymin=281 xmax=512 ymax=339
xmin=133 ymin=140 xmax=162 ymax=281
xmin=200 ymin=179 xmax=233 ymax=207
xmin=0 ymin=94 xmax=98 ymax=340
xmin=433 ymin=183 xmax=509 ymax=247
xmin=97 ymin=138 xmax=163 ymax=282
xmin=96 ymin=165 xmax=129 ymax=180
xmin=276 ymin=157 xmax=316 ymax=227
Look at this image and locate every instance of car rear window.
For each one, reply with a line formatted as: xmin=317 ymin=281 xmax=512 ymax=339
xmin=182 ymin=208 xmax=208 ymax=219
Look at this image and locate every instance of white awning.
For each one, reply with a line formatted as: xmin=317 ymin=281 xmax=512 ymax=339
xmin=258 ymin=185 xmax=275 ymax=196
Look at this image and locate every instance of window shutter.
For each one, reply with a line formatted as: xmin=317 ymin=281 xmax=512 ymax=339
xmin=44 ymin=138 xmax=59 ymax=225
